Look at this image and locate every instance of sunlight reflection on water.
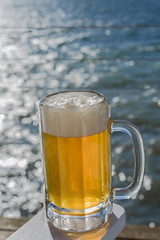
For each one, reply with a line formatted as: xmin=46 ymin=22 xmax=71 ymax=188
xmin=0 ymin=0 xmax=160 ymax=226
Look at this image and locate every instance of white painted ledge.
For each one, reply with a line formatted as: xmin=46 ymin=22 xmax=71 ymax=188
xmin=8 ymin=204 xmax=125 ymax=240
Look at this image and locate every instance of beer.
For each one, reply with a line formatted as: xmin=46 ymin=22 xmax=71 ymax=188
xmin=39 ymin=91 xmax=145 ymax=231
xmin=42 ymin=129 xmax=110 ymax=210
xmin=40 ymin=91 xmax=111 ymax=211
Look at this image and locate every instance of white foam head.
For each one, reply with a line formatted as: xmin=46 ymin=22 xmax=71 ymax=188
xmin=39 ymin=91 xmax=110 ymax=137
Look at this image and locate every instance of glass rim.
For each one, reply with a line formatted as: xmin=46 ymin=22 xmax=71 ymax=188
xmin=39 ymin=90 xmax=110 ymax=108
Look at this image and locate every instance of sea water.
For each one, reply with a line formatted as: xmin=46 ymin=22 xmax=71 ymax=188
xmin=0 ymin=0 xmax=160 ymax=225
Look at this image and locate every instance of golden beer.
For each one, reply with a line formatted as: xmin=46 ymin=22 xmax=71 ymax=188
xmin=39 ymin=90 xmax=145 ymax=231
xmin=39 ymin=91 xmax=113 ymax=230
xmin=42 ymin=129 xmax=110 ymax=210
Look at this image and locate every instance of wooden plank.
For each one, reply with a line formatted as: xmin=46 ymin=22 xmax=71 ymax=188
xmin=118 ymin=224 xmax=160 ymax=240
xmin=0 ymin=230 xmax=15 ymax=240
xmin=0 ymin=216 xmax=29 ymax=240
xmin=0 ymin=216 xmax=160 ymax=240
xmin=0 ymin=216 xmax=29 ymax=231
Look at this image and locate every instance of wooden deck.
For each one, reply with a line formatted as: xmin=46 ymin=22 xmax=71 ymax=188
xmin=0 ymin=216 xmax=160 ymax=240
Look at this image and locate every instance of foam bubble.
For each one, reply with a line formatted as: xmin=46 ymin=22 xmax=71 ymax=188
xmin=39 ymin=91 xmax=109 ymax=137
xmin=40 ymin=91 xmax=104 ymax=108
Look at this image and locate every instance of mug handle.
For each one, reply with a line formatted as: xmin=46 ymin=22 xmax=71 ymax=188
xmin=111 ymin=120 xmax=145 ymax=200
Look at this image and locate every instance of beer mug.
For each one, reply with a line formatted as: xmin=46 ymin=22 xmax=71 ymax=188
xmin=39 ymin=90 xmax=145 ymax=232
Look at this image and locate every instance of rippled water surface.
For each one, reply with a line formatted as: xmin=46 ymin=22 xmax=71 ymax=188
xmin=0 ymin=0 xmax=160 ymax=226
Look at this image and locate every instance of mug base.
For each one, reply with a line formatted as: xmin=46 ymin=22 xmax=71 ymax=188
xmin=46 ymin=201 xmax=112 ymax=232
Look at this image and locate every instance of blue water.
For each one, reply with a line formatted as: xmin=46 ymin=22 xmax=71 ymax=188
xmin=0 ymin=0 xmax=160 ymax=226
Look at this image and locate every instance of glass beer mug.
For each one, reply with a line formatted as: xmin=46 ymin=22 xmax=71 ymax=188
xmin=39 ymin=90 xmax=145 ymax=232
